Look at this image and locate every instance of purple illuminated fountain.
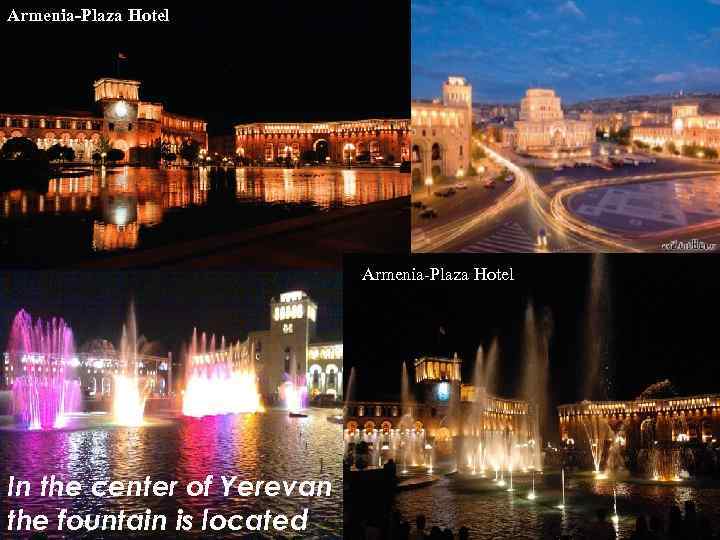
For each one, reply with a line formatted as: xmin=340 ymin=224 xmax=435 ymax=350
xmin=8 ymin=309 xmax=81 ymax=430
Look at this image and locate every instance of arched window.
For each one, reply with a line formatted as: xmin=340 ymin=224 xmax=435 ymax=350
xmin=431 ymin=143 xmax=441 ymax=160
xmin=412 ymin=145 xmax=422 ymax=163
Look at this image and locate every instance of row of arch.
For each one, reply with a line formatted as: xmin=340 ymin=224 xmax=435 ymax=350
xmin=240 ymin=138 xmax=399 ymax=162
xmin=86 ymin=375 xmax=166 ymax=396
xmin=308 ymin=363 xmax=341 ymax=397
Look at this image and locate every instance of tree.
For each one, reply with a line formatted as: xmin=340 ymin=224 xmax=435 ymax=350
xmin=610 ymin=127 xmax=631 ymax=146
xmin=666 ymin=141 xmax=678 ymax=155
xmin=1 ymin=137 xmax=39 ymax=160
xmin=97 ymin=135 xmax=112 ymax=155
xmin=47 ymin=143 xmax=64 ymax=162
xmin=301 ymin=150 xmax=317 ymax=163
xmin=106 ymin=148 xmax=125 ymax=162
xmin=180 ymin=139 xmax=201 ymax=164
xmin=705 ymin=148 xmax=718 ymax=159
xmin=47 ymin=143 xmax=74 ymax=162
xmin=472 ymin=145 xmax=486 ymax=160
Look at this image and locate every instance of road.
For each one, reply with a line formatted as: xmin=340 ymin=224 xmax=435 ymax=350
xmin=412 ymin=141 xmax=720 ymax=253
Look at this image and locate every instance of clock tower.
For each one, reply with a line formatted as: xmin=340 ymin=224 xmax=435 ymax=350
xmin=93 ymin=78 xmax=140 ymax=134
xmin=414 ymin=354 xmax=462 ymax=405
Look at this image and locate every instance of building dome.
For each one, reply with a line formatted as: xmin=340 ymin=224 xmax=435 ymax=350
xmin=79 ymin=338 xmax=116 ymax=356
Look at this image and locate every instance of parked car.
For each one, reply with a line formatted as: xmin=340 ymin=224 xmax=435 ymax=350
xmin=420 ymin=207 xmax=438 ymax=218
xmin=455 ymin=182 xmax=468 ymax=189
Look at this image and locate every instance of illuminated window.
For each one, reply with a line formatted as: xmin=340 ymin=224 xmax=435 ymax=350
xmin=264 ymin=144 xmax=274 ymax=162
xmin=282 ymin=323 xmax=293 ymax=334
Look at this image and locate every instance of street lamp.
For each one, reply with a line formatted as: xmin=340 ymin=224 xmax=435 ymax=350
xmin=425 ymin=176 xmax=433 ymax=196
xmin=100 ymin=152 xmax=107 ymax=167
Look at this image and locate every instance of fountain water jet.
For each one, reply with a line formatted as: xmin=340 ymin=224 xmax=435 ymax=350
xmin=281 ymin=346 xmax=307 ymax=413
xmin=182 ymin=328 xmax=263 ymax=417
xmin=528 ymin=469 xmax=536 ymax=500
xmin=8 ymin=310 xmax=81 ymax=430
xmin=557 ymin=468 xmax=566 ymax=509
xmin=612 ymin=486 xmax=619 ymax=524
xmin=112 ymin=303 xmax=148 ymax=426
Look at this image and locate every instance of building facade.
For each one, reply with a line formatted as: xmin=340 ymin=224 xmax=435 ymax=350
xmin=344 ymin=355 xmax=534 ymax=449
xmin=1 ymin=343 xmax=171 ymax=399
xmin=234 ymin=119 xmax=409 ymax=165
xmin=632 ymin=103 xmax=720 ymax=151
xmin=244 ymin=290 xmax=342 ymax=401
xmin=514 ymin=88 xmax=594 ymax=159
xmin=411 ymin=76 xmax=473 ymax=185
xmin=558 ymin=393 xmax=720 ymax=478
xmin=0 ymin=78 xmax=207 ymax=162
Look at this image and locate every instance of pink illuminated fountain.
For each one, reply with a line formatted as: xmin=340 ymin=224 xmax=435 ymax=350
xmin=182 ymin=329 xmax=263 ymax=417
xmin=8 ymin=309 xmax=81 ymax=430
xmin=281 ymin=348 xmax=308 ymax=416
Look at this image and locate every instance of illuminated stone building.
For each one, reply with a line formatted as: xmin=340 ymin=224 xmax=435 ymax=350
xmin=0 ymin=78 xmax=207 ymax=162
xmin=632 ymin=103 xmax=720 ymax=151
xmin=344 ymin=355 xmax=533 ymax=447
xmin=514 ymin=88 xmax=594 ymax=159
xmin=243 ymin=291 xmax=342 ymax=401
xmin=1 ymin=339 xmax=171 ymax=399
xmin=580 ymin=110 xmax=671 ymax=137
xmin=411 ymin=76 xmax=473 ymax=185
xmin=558 ymin=393 xmax=720 ymax=477
xmin=234 ymin=119 xmax=409 ymax=165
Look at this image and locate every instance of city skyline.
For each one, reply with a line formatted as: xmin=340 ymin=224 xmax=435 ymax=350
xmin=412 ymin=0 xmax=720 ymax=103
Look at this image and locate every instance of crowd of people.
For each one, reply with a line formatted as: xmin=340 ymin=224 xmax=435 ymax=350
xmin=357 ymin=513 xmax=469 ymax=540
xmin=353 ymin=500 xmax=717 ymax=539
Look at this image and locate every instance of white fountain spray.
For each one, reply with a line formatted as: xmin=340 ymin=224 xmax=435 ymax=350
xmin=528 ymin=469 xmax=536 ymax=500
xmin=612 ymin=486 xmax=619 ymax=524
xmin=557 ymin=468 xmax=566 ymax=509
xmin=113 ymin=302 xmax=147 ymax=427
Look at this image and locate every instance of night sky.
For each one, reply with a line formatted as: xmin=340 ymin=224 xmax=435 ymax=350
xmin=0 ymin=271 xmax=342 ymax=363
xmin=412 ymin=0 xmax=720 ymax=103
xmin=344 ymin=255 xmax=718 ymax=438
xmin=0 ymin=3 xmax=410 ymax=135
